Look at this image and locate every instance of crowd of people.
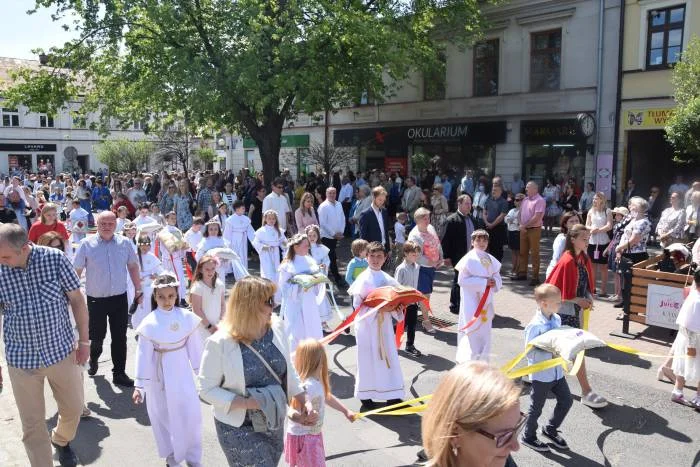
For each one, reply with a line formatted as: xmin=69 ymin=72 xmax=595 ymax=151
xmin=0 ymin=164 xmax=699 ymax=467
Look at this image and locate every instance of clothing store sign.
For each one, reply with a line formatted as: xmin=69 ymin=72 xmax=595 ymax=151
xmin=0 ymin=143 xmax=57 ymax=152
xmin=645 ymin=284 xmax=683 ymax=330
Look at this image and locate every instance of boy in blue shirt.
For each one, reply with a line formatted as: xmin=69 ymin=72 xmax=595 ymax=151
xmin=521 ymin=283 xmax=573 ymax=453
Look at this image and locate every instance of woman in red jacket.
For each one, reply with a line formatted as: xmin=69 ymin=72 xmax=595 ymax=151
xmin=112 ymin=193 xmax=136 ymax=219
xmin=28 ymin=202 xmax=70 ymax=247
xmin=546 ymin=223 xmax=608 ymax=409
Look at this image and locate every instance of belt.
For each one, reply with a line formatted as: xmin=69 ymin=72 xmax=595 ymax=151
xmin=87 ymin=293 xmax=127 ymax=300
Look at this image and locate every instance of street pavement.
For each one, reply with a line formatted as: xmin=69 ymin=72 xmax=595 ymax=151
xmin=1 ymin=236 xmax=699 ymax=466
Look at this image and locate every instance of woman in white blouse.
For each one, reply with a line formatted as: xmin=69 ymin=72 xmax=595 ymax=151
xmin=545 ymin=211 xmax=583 ymax=279
xmin=684 ymin=191 xmax=700 ymax=241
xmin=585 ymin=192 xmax=613 ymax=297
xmin=656 ymin=191 xmax=686 ymax=247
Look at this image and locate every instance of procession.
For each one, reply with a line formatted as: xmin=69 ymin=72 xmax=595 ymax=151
xmin=2 ymin=0 xmax=700 ymax=466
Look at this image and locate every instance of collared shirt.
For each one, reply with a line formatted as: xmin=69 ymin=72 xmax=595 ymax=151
xmin=318 ymin=199 xmax=346 ymax=239
xmin=394 ymin=260 xmax=420 ymax=289
xmin=372 ymin=204 xmax=386 ymax=243
xmin=73 ymin=234 xmax=139 ymax=297
xmin=0 ymin=246 xmax=80 ymax=369
xmin=484 ymin=195 xmax=509 ymax=224
xmin=464 ymin=213 xmax=475 ymax=248
xmin=339 ymin=183 xmax=354 ymax=203
xmin=525 ymin=310 xmax=563 ymax=382
xmin=262 ymin=192 xmax=292 ymax=230
xmin=519 ymin=193 xmax=546 ymax=227
xmin=197 ymin=187 xmax=214 ymax=214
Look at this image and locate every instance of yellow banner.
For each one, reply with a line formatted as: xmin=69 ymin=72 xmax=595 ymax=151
xmin=624 ymin=108 xmax=676 ymax=130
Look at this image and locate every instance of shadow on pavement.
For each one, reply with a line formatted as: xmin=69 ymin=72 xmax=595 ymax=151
xmin=46 ymin=412 xmax=110 ymax=465
xmin=88 ymin=376 xmax=151 ymax=426
xmin=585 ymin=347 xmax=652 ymax=370
xmin=493 ymin=314 xmax=525 ymax=330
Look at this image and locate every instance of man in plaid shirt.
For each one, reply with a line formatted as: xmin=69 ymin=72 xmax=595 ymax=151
xmin=0 ymin=223 xmax=89 ymax=467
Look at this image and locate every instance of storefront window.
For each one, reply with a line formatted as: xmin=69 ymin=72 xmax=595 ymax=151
xmin=413 ymin=143 xmax=495 ymax=180
xmin=523 ymin=144 xmax=586 ymax=191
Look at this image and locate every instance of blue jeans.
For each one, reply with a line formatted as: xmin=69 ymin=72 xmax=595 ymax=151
xmin=524 ymin=377 xmax=573 ymax=440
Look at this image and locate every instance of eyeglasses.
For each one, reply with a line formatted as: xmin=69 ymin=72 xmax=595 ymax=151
xmin=464 ymin=412 xmax=526 ymax=449
xmin=264 ymin=297 xmax=275 ymax=307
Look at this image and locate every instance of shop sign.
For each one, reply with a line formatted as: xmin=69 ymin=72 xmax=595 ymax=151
xmin=334 ymin=121 xmax=506 ymax=147
xmin=645 ymin=284 xmax=683 ymax=330
xmin=624 ymin=108 xmax=676 ymax=130
xmin=407 ymin=124 xmax=469 ymax=142
xmin=0 ymin=143 xmax=57 ymax=152
xmin=243 ymin=134 xmax=310 ymax=149
xmin=520 ymin=120 xmax=584 ymax=143
xmin=385 ymin=157 xmax=408 ymax=175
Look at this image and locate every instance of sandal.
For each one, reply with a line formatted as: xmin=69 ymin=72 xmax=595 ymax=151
xmin=671 ymin=392 xmax=694 ymax=407
xmin=581 ymin=391 xmax=608 ymax=409
xmin=422 ymin=321 xmax=437 ymax=334
xmin=656 ymin=366 xmax=675 ymax=383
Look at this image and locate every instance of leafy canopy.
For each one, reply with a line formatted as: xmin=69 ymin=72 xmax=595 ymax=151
xmin=666 ymin=35 xmax=700 ymax=163
xmin=95 ymin=138 xmax=154 ymax=172
xmin=7 ymin=0 xmax=493 ymax=176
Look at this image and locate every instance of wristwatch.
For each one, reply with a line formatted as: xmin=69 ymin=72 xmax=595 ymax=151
xmin=206 ymin=323 xmax=213 ymax=330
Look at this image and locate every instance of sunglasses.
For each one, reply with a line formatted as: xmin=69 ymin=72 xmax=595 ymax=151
xmin=264 ymin=297 xmax=275 ymax=307
xmin=462 ymin=412 xmax=526 ymax=449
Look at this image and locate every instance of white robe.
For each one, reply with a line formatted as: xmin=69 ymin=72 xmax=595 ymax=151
xmin=278 ymin=255 xmax=324 ymax=352
xmin=134 ymin=307 xmax=203 ymax=466
xmin=252 ymin=225 xmax=287 ymax=304
xmin=134 ymin=215 xmax=159 ymax=255
xmin=348 ymin=269 xmax=405 ymax=401
xmin=160 ymin=225 xmax=188 ymax=299
xmin=223 ymin=213 xmax=256 ymax=270
xmin=131 ymin=252 xmax=165 ymax=330
xmin=126 ymin=240 xmax=137 ymax=307
xmin=195 ymin=236 xmax=230 ymax=278
xmin=310 ymin=243 xmax=333 ymax=322
xmin=455 ymin=249 xmax=502 ymax=363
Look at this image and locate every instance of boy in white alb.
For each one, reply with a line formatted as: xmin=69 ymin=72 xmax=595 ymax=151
xmin=69 ymin=199 xmax=90 ymax=244
xmin=223 ymin=200 xmax=256 ymax=270
xmin=348 ymin=241 xmax=406 ymax=411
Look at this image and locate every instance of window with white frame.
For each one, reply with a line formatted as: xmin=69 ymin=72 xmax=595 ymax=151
xmin=1 ymin=108 xmax=20 ymax=127
xmin=646 ymin=5 xmax=685 ymax=68
xmin=39 ymin=114 xmax=55 ymax=128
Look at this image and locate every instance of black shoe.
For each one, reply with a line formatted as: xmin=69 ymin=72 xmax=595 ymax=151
xmin=179 ymin=299 xmax=189 ymax=308
xmin=510 ymin=275 xmax=527 ymax=281
xmin=405 ymin=345 xmax=422 ymax=357
xmin=541 ymin=428 xmax=569 ymax=450
xmin=521 ymin=436 xmax=551 ymax=452
xmin=613 ymin=302 xmax=624 ymax=308
xmin=416 ymin=449 xmax=428 ymax=462
xmin=87 ymin=359 xmax=98 ymax=376
xmin=51 ymin=442 xmax=78 ymax=467
xmin=113 ymin=373 xmax=134 ymax=387
xmin=360 ymin=399 xmax=377 ymax=411
xmin=529 ymin=279 xmax=541 ymax=286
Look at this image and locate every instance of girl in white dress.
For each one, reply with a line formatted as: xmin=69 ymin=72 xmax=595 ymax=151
xmin=131 ymin=233 xmax=165 ymax=330
xmin=670 ymin=270 xmax=700 ymax=408
xmin=348 ymin=242 xmax=405 ymax=411
xmin=133 ymin=274 xmax=204 ymax=467
xmin=305 ymin=225 xmax=335 ymax=332
xmin=188 ymin=255 xmax=225 ymax=343
xmin=122 ymin=222 xmax=138 ymax=307
xmin=455 ymin=229 xmax=502 ymax=363
xmin=159 ymin=212 xmax=189 ymax=302
xmin=253 ymin=210 xmax=287 ymax=304
xmin=278 ymin=234 xmax=324 ymax=352
xmin=195 ymin=218 xmax=230 ymax=278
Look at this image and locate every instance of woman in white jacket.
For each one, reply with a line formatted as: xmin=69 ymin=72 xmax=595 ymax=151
xmin=197 ymin=276 xmax=315 ymax=467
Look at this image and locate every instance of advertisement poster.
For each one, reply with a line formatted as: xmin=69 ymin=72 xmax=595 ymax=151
xmin=645 ymin=284 xmax=684 ymax=330
xmin=595 ymin=153 xmax=613 ymax=200
xmin=385 ymin=157 xmax=408 ymax=175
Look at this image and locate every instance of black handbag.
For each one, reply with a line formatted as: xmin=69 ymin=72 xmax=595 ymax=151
xmin=128 ymin=292 xmax=143 ymax=315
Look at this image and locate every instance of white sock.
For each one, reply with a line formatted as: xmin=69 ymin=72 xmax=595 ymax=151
xmin=672 ymin=389 xmax=683 ymax=397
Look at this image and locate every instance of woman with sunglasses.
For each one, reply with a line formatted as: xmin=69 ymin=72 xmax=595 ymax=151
xmin=422 ymin=361 xmax=522 ymax=467
xmin=198 ymin=276 xmax=316 ymax=467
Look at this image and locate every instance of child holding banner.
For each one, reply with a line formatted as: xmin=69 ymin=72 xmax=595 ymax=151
xmin=670 ymin=268 xmax=700 ymax=408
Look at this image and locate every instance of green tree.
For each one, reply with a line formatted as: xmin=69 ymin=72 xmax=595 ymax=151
xmin=195 ymin=147 xmax=218 ymax=171
xmin=95 ymin=138 xmax=153 ymax=172
xmin=6 ymin=0 xmax=493 ymax=184
xmin=666 ymin=36 xmax=700 ymax=163
xmin=281 ymin=142 xmax=356 ymax=183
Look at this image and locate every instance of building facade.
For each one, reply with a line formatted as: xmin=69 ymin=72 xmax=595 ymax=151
xmin=235 ymin=0 xmax=623 ymax=197
xmin=0 ymin=57 xmax=147 ymax=176
xmin=618 ymin=0 xmax=700 ymax=198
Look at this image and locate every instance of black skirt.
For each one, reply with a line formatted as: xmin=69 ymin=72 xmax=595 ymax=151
xmin=587 ymin=243 xmax=609 ymax=264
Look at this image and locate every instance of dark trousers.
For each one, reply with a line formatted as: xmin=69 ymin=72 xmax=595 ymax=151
xmin=321 ymin=237 xmax=341 ymax=281
xmin=524 ymin=377 xmax=573 ymax=440
xmin=87 ymin=293 xmax=129 ymax=375
xmin=487 ymin=223 xmax=507 ymax=262
xmin=342 ymin=201 xmax=352 ymax=237
xmin=450 ymin=271 xmax=461 ymax=312
xmin=405 ymin=304 xmax=418 ymax=346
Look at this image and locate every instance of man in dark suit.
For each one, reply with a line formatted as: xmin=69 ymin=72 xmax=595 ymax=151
xmin=441 ymin=193 xmax=484 ymax=313
xmin=621 ymin=178 xmax=640 ymax=206
xmin=359 ymin=186 xmax=391 ymax=250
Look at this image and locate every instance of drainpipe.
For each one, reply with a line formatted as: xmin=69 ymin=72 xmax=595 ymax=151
xmin=593 ymin=0 xmax=605 ymax=190
xmin=611 ymin=0 xmax=626 ymax=204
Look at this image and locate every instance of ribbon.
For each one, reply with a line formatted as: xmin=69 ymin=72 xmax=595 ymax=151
xmin=459 ymin=285 xmax=491 ymax=332
xmin=354 ymin=395 xmax=433 ymax=420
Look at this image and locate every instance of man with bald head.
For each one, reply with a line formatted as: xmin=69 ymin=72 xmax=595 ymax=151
xmin=74 ymin=211 xmax=141 ymax=387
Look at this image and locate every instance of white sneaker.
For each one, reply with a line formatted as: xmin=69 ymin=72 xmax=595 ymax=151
xmin=581 ymin=391 xmax=608 ymax=409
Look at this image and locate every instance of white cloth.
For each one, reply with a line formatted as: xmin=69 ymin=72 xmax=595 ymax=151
xmin=677 ymin=288 xmax=700 ymax=333
xmin=546 ymin=234 xmax=567 ymax=279
xmin=318 ymin=199 xmax=346 ymax=239
xmin=310 ymin=243 xmax=333 ymax=322
xmin=394 ymin=221 xmax=406 ymax=244
xmin=134 ymin=215 xmax=159 ymax=254
xmin=262 ymin=192 xmax=292 ymax=230
xmin=184 ymin=229 xmax=203 ymax=252
xmin=195 ymin=236 xmax=230 ymax=278
xmin=671 ymin=324 xmax=700 ymax=383
xmin=455 ymin=248 xmax=502 ymax=363
xmin=252 ymin=225 xmax=287 ymax=304
xmin=348 ymin=269 xmax=405 ymax=401
xmin=131 ymin=252 xmax=165 ymax=330
xmin=190 ymin=279 xmax=225 ymax=342
xmin=278 ymin=255 xmax=324 ymax=352
xmin=223 ymin=213 xmax=256 ymax=270
xmin=134 ymin=306 xmax=203 ymax=466
xmin=505 ymin=208 xmax=520 ymax=232
xmin=286 ymin=377 xmax=325 ymax=435
xmin=160 ymin=225 xmax=188 ymax=298
xmin=587 ymin=208 xmax=610 ymax=245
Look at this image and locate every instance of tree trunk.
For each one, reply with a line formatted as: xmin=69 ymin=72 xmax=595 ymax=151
xmin=247 ymin=118 xmax=283 ymax=190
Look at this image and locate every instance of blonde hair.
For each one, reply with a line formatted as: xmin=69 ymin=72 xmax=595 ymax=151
xmin=39 ymin=202 xmax=59 ymax=224
xmin=283 ymin=233 xmax=309 ymax=263
xmin=291 ymin=339 xmax=330 ymax=411
xmin=534 ymin=283 xmax=561 ymax=302
xmin=422 ymin=362 xmax=521 ymax=467
xmin=592 ymin=191 xmax=608 ymax=211
xmin=414 ymin=207 xmax=431 ymax=221
xmin=350 ymin=238 xmax=369 ymax=257
xmin=262 ymin=209 xmax=282 ymax=236
xmin=299 ymin=192 xmax=315 ymax=215
xmin=219 ymin=276 xmax=276 ymax=343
